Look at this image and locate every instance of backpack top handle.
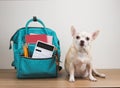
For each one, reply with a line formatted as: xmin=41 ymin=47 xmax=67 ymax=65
xmin=25 ymin=16 xmax=48 ymax=35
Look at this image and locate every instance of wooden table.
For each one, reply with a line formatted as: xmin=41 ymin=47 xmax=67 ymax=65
xmin=0 ymin=69 xmax=120 ymax=88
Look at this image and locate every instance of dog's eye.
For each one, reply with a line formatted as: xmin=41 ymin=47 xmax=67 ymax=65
xmin=76 ymin=36 xmax=80 ymax=39
xmin=86 ymin=37 xmax=90 ymax=41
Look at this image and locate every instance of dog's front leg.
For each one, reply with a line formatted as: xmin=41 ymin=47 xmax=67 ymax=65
xmin=88 ymin=64 xmax=97 ymax=81
xmin=69 ymin=64 xmax=75 ymax=82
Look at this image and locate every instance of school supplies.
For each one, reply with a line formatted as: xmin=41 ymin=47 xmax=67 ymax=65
xmin=47 ymin=36 xmax=53 ymax=44
xmin=32 ymin=41 xmax=54 ymax=58
xmin=23 ymin=43 xmax=29 ymax=57
xmin=25 ymin=34 xmax=47 ymax=44
xmin=25 ymin=34 xmax=53 ymax=44
xmin=25 ymin=34 xmax=53 ymax=57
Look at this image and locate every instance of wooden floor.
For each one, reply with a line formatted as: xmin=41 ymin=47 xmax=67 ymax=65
xmin=0 ymin=69 xmax=120 ymax=88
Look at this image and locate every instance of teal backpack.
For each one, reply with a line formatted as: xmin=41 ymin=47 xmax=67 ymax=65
xmin=9 ymin=17 xmax=62 ymax=78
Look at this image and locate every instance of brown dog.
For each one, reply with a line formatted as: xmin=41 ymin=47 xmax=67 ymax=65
xmin=64 ymin=26 xmax=105 ymax=82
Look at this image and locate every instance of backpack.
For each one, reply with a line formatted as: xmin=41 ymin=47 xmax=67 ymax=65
xmin=9 ymin=17 xmax=61 ymax=78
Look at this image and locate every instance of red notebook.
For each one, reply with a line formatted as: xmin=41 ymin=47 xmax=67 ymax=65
xmin=25 ymin=34 xmax=47 ymax=44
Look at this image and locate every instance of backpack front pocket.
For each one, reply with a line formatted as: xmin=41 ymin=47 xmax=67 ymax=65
xmin=17 ymin=56 xmax=57 ymax=78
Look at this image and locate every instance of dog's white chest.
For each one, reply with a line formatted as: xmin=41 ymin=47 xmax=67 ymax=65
xmin=74 ymin=59 xmax=87 ymax=71
xmin=78 ymin=52 xmax=88 ymax=62
xmin=74 ymin=53 xmax=89 ymax=77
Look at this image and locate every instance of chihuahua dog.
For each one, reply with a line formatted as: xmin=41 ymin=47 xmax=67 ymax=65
xmin=64 ymin=26 xmax=105 ymax=82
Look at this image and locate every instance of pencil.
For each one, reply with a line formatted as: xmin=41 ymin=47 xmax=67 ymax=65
xmin=23 ymin=43 xmax=29 ymax=57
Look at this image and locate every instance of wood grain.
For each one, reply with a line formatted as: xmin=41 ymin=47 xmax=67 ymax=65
xmin=0 ymin=69 xmax=120 ymax=88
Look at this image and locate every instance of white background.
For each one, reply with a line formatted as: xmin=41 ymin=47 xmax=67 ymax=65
xmin=0 ymin=0 xmax=120 ymax=69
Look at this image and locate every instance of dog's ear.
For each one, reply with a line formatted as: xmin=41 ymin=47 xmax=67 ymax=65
xmin=92 ymin=30 xmax=100 ymax=40
xmin=71 ymin=26 xmax=76 ymax=36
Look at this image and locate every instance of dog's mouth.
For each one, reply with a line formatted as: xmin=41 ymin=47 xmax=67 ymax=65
xmin=80 ymin=43 xmax=84 ymax=47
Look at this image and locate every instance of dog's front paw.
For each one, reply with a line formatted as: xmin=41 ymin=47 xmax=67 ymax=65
xmin=69 ymin=76 xmax=75 ymax=82
xmin=69 ymin=78 xmax=75 ymax=82
xmin=89 ymin=76 xmax=97 ymax=82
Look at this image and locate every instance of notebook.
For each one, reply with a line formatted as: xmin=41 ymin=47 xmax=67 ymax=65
xmin=25 ymin=34 xmax=52 ymax=44
xmin=47 ymin=36 xmax=52 ymax=44
xmin=25 ymin=34 xmax=47 ymax=44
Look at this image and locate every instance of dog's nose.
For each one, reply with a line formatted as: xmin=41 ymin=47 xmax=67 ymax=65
xmin=80 ymin=40 xmax=84 ymax=46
